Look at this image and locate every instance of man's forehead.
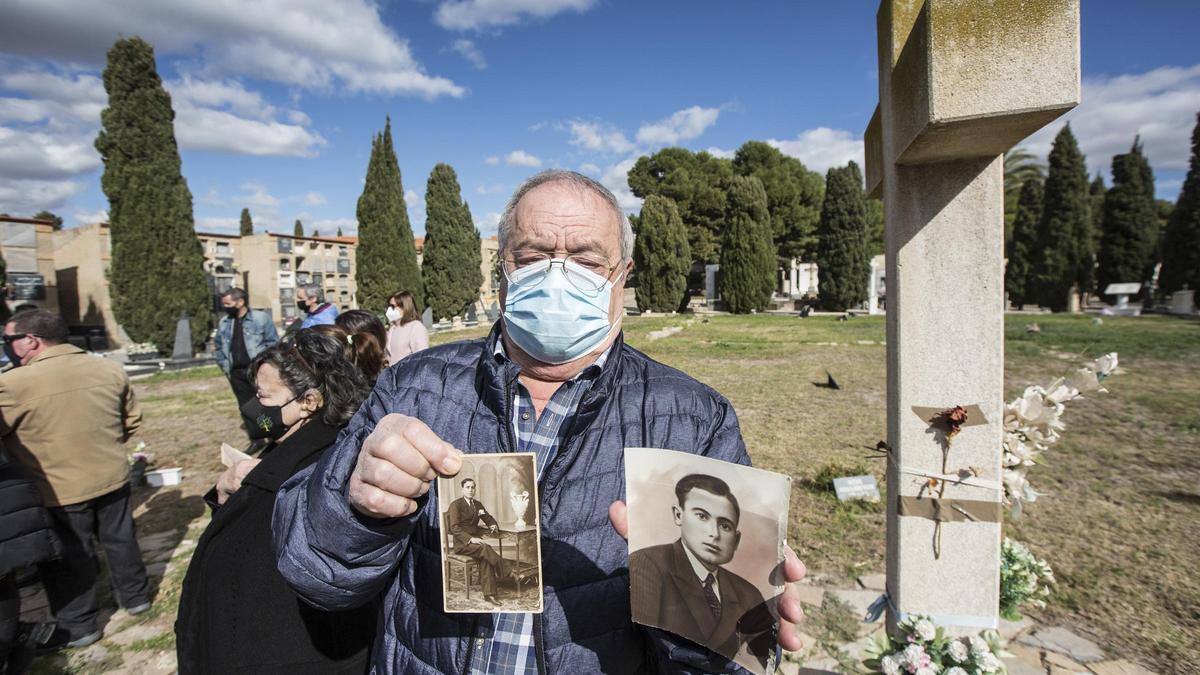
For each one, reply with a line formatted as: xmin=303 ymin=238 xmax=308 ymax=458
xmin=684 ymin=488 xmax=738 ymax=517
xmin=512 ymin=182 xmax=619 ymax=245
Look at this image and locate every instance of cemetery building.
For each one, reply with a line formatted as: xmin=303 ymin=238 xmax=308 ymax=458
xmin=1 ymin=215 xmax=59 ymax=316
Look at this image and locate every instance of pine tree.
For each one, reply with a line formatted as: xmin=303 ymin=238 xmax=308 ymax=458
xmin=815 ymin=162 xmax=871 ymax=311
xmin=94 ymin=37 xmax=210 ymax=352
xmin=336 ymin=226 xmax=344 ymax=237
xmin=732 ymin=141 xmax=824 ymax=261
xmin=421 ymin=163 xmax=482 ymax=321
xmin=1006 ymin=179 xmax=1043 ymax=308
xmin=1031 ymin=125 xmax=1090 ymax=311
xmin=293 ymin=219 xmax=303 ymax=237
xmin=633 ymin=195 xmax=692 ymax=312
xmin=33 ymin=210 xmax=64 ymax=231
xmin=356 ymin=118 xmax=421 ymax=312
xmin=312 ymin=228 xmax=320 ymax=237
xmin=1097 ymin=139 xmax=1158 ymax=294
xmin=239 ymin=208 xmax=253 ymax=236
xmin=719 ymin=176 xmax=775 ymax=313
xmin=1158 ymin=113 xmax=1200 ymax=294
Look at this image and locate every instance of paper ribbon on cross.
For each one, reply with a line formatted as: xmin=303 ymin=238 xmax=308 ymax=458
xmin=897 ymin=496 xmax=1002 ymax=523
xmin=896 ymin=466 xmax=1002 ymax=492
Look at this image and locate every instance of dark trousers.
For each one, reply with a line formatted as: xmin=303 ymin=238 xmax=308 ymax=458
xmin=454 ymin=542 xmax=513 ymax=597
xmin=228 ymin=366 xmax=257 ymax=440
xmin=0 ymin=575 xmax=16 ymax=668
xmin=40 ymin=485 xmax=150 ymax=638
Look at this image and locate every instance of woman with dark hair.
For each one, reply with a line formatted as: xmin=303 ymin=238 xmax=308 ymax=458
xmin=383 ymin=290 xmax=428 ymax=364
xmin=316 ymin=309 xmax=387 ymax=383
xmin=175 ymin=330 xmax=375 ymax=674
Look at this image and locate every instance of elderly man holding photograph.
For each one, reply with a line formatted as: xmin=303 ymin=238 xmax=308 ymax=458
xmin=273 ymin=170 xmax=806 ymax=674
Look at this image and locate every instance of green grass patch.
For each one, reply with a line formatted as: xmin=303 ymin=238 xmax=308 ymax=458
xmin=134 ymin=365 xmax=224 ymax=384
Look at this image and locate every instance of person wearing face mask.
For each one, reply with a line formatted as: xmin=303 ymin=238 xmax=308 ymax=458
xmin=0 ymin=310 xmax=150 ymax=651
xmin=274 ymin=170 xmax=809 ymax=675
xmin=383 ymin=290 xmax=428 ymax=365
xmin=214 ymin=288 xmax=279 ymax=443
xmin=175 ymin=329 xmax=375 ymax=674
xmin=295 ymin=284 xmax=338 ymax=330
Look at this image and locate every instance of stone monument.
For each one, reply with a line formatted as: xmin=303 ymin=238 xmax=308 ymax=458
xmin=171 ymin=312 xmax=192 ymax=361
xmin=864 ymin=0 xmax=1079 ymax=635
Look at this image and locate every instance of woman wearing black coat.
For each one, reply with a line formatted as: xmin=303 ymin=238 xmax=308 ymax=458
xmin=0 ymin=441 xmax=62 ymax=672
xmin=175 ymin=330 xmax=375 ymax=674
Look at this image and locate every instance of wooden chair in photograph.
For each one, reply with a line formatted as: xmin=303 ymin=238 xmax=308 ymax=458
xmin=443 ymin=525 xmax=481 ymax=599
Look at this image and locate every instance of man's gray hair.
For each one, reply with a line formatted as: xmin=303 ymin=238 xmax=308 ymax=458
xmin=497 ymin=170 xmax=634 ymax=263
xmin=299 ymin=284 xmax=324 ymax=303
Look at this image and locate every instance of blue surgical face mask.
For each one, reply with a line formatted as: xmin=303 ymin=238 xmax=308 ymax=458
xmin=503 ymin=258 xmax=623 ymax=365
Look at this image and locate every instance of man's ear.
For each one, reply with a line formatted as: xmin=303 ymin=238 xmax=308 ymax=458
xmin=733 ymin=530 xmax=742 ymax=551
xmin=672 ymin=504 xmax=683 ymax=526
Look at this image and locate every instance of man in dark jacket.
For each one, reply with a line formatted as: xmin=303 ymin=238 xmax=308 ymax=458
xmin=273 ymin=170 xmax=807 ymax=674
xmin=445 ymin=478 xmax=513 ymax=606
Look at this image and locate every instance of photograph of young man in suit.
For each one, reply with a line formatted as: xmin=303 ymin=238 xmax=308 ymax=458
xmin=629 ymin=473 xmax=775 ymax=670
xmin=445 ymin=478 xmax=516 ymax=607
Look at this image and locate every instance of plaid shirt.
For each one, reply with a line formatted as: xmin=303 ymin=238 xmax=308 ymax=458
xmin=468 ymin=343 xmax=610 ymax=675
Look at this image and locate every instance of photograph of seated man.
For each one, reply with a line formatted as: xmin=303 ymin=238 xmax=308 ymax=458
xmin=630 ymin=473 xmax=775 ymax=670
xmin=445 ymin=477 xmax=517 ymax=607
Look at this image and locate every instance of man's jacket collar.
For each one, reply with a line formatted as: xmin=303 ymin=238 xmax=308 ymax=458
xmin=27 ymin=343 xmax=84 ymax=366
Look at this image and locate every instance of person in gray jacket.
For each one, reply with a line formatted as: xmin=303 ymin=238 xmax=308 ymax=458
xmin=272 ymin=170 xmax=807 ymax=674
xmin=214 ymin=288 xmax=278 ymax=441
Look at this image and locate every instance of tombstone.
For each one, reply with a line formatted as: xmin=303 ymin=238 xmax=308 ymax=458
xmin=421 ymin=306 xmax=434 ymax=330
xmin=1169 ymin=289 xmax=1195 ymax=315
xmin=484 ymin=301 xmax=501 ymax=322
xmin=868 ymin=254 xmax=885 ymax=315
xmin=465 ymin=304 xmax=478 ymax=325
xmin=864 ymin=0 xmax=1079 ymax=635
xmin=1104 ymin=282 xmax=1143 ymax=316
xmin=704 ymin=264 xmax=720 ymax=301
xmin=171 ymin=312 xmax=192 ymax=361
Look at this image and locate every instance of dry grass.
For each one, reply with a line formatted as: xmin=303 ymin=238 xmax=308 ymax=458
xmin=72 ymin=314 xmax=1198 ymax=673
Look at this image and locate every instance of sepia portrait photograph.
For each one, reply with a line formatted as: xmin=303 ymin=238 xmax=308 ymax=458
xmin=625 ymin=447 xmax=792 ymax=675
xmin=437 ymin=452 xmax=543 ymax=613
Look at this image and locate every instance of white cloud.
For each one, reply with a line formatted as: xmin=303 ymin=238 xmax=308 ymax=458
xmin=72 ymin=207 xmax=107 ymax=226
xmin=635 ymin=106 xmax=720 ymax=145
xmin=477 ymin=183 xmax=504 ymax=195
xmin=172 ymin=101 xmax=325 ymax=156
xmin=529 ymin=121 xmax=548 ymax=132
xmin=1022 ymin=64 xmax=1200 ymax=179
xmin=0 ymin=178 xmax=84 ymax=214
xmin=199 ymin=188 xmax=226 ymax=207
xmin=705 ymin=146 xmax=735 ymax=159
xmin=451 ymin=39 xmax=487 ymax=69
xmin=578 ymin=162 xmax=600 ymax=174
xmin=0 ymin=127 xmax=101 ymax=180
xmin=484 ymin=155 xmax=500 ymax=165
xmin=304 ymin=191 xmax=326 ymax=206
xmin=238 ymin=181 xmax=279 ymax=208
xmin=0 ymin=0 xmax=464 ymax=100
xmin=505 ymin=150 xmax=542 ymax=167
xmin=567 ymin=120 xmax=634 ymax=154
xmin=195 ymin=216 xmax=240 ymax=235
xmin=434 ymin=0 xmax=597 ymax=31
xmin=600 ymin=158 xmax=641 ymax=211
xmin=767 ymin=127 xmax=864 ymax=174
xmin=404 ymin=189 xmax=423 ymax=207
xmin=477 ymin=211 xmax=502 ymax=234
xmin=310 ymin=217 xmax=356 ymax=236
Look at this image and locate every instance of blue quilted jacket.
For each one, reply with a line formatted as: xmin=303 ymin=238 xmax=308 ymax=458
xmin=273 ymin=325 xmax=758 ymax=674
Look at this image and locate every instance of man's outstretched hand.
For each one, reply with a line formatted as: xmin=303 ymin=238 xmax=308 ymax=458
xmin=348 ymin=413 xmax=463 ymax=519
xmin=608 ymin=500 xmax=809 ymax=652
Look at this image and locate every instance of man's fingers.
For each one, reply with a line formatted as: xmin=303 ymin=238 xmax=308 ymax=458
xmin=778 ymin=580 xmax=805 ymax=625
xmin=783 ymin=546 xmax=807 ymax=583
xmin=351 ymin=482 xmax=418 ymax=518
xmin=358 ymin=457 xmax=429 ymax=498
xmin=401 ymin=419 xmax=463 ymax=476
xmin=778 ymin=616 xmax=805 ymax=652
xmin=608 ymin=500 xmax=628 ymax=540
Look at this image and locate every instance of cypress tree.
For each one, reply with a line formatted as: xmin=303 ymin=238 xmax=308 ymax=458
xmin=356 ymin=118 xmax=421 ymax=311
xmin=732 ymin=141 xmax=824 ymax=261
xmin=293 ymin=219 xmax=303 ymax=236
xmin=33 ymin=210 xmax=64 ymax=231
xmin=1031 ymin=125 xmax=1089 ymax=311
xmin=1006 ymin=179 xmax=1043 ymax=308
xmin=312 ymin=228 xmax=320 ymax=237
xmin=421 ymin=163 xmax=482 ymax=321
xmin=94 ymin=37 xmax=210 ymax=352
xmin=719 ymin=176 xmax=774 ymax=313
xmin=1157 ymin=113 xmax=1200 ymax=294
xmin=633 ymin=195 xmax=692 ymax=313
xmin=815 ymin=162 xmax=871 ymax=311
xmin=240 ymin=208 xmax=253 ymax=235
xmin=1097 ymin=139 xmax=1158 ymax=294
xmin=337 ymin=226 xmax=344 ymax=237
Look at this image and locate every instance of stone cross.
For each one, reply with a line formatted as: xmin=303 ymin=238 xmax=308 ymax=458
xmin=863 ymin=0 xmax=1079 ymax=634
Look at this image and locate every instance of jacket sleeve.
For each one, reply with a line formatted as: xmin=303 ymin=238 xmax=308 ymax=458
xmin=261 ymin=313 xmax=279 ymax=349
xmin=272 ymin=376 xmax=418 ymax=611
xmin=646 ymin=394 xmax=760 ymax=675
xmin=213 ymin=319 xmax=229 ymax=373
xmin=121 ymin=377 xmax=143 ymax=441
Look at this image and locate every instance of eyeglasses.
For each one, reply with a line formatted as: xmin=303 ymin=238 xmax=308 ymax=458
xmin=503 ymin=250 xmax=622 ymax=297
xmin=1 ymin=334 xmax=35 ymax=344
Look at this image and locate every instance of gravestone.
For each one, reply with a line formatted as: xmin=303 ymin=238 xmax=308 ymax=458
xmin=484 ymin=301 xmax=501 ymax=322
xmin=171 ymin=312 xmax=192 ymax=360
xmin=1104 ymin=282 xmax=1142 ymax=316
xmin=1169 ymin=289 xmax=1195 ymax=315
xmin=834 ymin=475 xmax=881 ymax=503
xmin=864 ymin=0 xmax=1079 ymax=635
xmin=421 ymin=307 xmax=433 ymax=330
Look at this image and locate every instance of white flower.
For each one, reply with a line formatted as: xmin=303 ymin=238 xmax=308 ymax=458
xmin=1067 ymin=367 xmax=1104 ymax=394
xmin=915 ymin=667 xmax=937 ymax=675
xmin=913 ymin=619 xmax=937 ymax=642
xmin=979 ymin=652 xmax=1000 ymax=673
xmin=902 ymin=644 xmax=931 ymax=671
xmin=1043 ymin=379 xmax=1079 ymax=404
xmin=948 ymin=639 xmax=970 ymax=663
xmin=1094 ymin=352 xmax=1118 ymax=377
xmin=881 ymin=655 xmax=902 ymax=675
xmin=968 ymin=634 xmax=989 ymax=658
xmin=945 ymin=668 xmax=969 ymax=675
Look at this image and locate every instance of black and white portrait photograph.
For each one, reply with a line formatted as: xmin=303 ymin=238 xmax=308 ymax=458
xmin=437 ymin=453 xmax=543 ymax=613
xmin=625 ymin=447 xmax=792 ymax=675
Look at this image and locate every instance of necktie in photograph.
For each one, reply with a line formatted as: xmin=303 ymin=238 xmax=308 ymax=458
xmin=702 ymin=573 xmax=721 ymax=620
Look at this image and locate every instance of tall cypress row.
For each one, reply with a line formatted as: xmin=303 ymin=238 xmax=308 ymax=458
xmin=816 ymin=162 xmax=871 ymax=311
xmin=355 ymin=118 xmax=421 ymax=312
xmin=1097 ymin=139 xmax=1158 ymax=293
xmin=293 ymin=219 xmax=303 ymax=237
xmin=421 ymin=163 xmax=481 ymax=321
xmin=719 ymin=176 xmax=775 ymax=313
xmin=240 ymin=208 xmax=253 ymax=235
xmin=633 ymin=195 xmax=692 ymax=313
xmin=1006 ymin=179 xmax=1043 ymax=308
xmin=1032 ymin=125 xmax=1089 ymax=311
xmin=1159 ymin=113 xmax=1200 ymax=294
xmin=95 ymin=37 xmax=211 ymax=352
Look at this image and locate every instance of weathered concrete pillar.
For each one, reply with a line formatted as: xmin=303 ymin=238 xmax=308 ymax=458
xmin=864 ymin=0 xmax=1079 ymax=634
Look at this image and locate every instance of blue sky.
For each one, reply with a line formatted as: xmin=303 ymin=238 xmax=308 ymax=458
xmin=1 ymin=0 xmax=1197 ymax=238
